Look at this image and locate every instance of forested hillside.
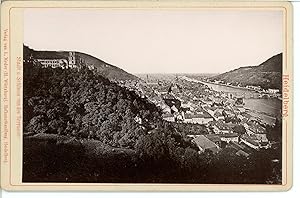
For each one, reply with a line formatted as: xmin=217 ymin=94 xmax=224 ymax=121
xmin=210 ymin=53 xmax=282 ymax=90
xmin=23 ymin=60 xmax=161 ymax=148
xmin=24 ymin=45 xmax=138 ymax=81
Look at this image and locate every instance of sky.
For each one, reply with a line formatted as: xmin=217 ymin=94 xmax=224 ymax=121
xmin=24 ymin=8 xmax=283 ymax=74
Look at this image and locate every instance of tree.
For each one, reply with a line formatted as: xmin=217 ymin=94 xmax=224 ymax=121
xmin=26 ymin=115 xmax=48 ymax=134
xmin=48 ymin=119 xmax=64 ymax=134
xmin=181 ymin=147 xmax=201 ymax=172
xmin=135 ymin=132 xmax=169 ymax=162
xmin=233 ymin=125 xmax=246 ymax=135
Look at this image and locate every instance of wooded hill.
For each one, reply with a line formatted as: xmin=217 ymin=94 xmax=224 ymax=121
xmin=24 ymin=45 xmax=139 ymax=81
xmin=23 ymin=61 xmax=161 ymax=148
xmin=210 ymin=53 xmax=282 ymax=90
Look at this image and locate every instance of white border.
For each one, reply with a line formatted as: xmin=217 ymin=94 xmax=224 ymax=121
xmin=1 ymin=0 xmax=296 ymax=193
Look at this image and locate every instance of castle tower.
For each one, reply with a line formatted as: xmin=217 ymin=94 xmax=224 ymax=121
xmin=68 ymin=52 xmax=76 ymax=68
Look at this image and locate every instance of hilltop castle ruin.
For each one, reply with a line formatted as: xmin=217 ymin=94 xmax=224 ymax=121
xmin=32 ymin=51 xmax=94 ymax=70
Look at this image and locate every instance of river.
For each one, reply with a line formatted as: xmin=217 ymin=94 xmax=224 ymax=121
xmin=181 ymin=76 xmax=282 ymax=123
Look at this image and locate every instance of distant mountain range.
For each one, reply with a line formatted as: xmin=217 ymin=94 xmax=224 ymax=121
xmin=23 ymin=45 xmax=139 ymax=81
xmin=210 ymin=53 xmax=282 ymax=90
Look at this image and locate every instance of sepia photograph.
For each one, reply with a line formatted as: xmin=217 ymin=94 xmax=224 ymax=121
xmin=22 ymin=8 xmax=284 ymax=184
xmin=0 ymin=0 xmax=293 ymax=191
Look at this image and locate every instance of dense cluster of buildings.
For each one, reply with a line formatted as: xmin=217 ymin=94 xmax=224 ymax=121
xmin=130 ymin=75 xmax=274 ymax=157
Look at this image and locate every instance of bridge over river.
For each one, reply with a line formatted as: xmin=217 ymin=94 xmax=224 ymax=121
xmin=180 ymin=76 xmax=271 ymax=99
xmin=181 ymin=76 xmax=282 ymax=123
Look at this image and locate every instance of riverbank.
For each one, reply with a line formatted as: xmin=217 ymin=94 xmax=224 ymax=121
xmin=180 ymin=75 xmax=281 ymax=124
xmin=180 ymin=76 xmax=252 ymax=92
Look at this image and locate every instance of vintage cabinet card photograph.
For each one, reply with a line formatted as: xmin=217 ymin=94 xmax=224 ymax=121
xmin=0 ymin=0 xmax=293 ymax=191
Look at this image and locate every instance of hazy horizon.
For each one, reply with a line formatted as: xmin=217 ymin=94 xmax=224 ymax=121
xmin=24 ymin=8 xmax=283 ymax=74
